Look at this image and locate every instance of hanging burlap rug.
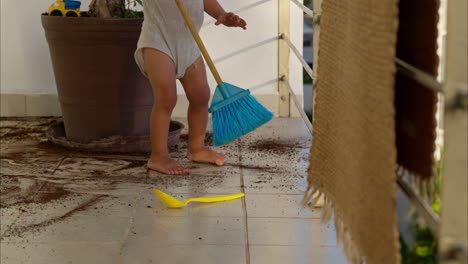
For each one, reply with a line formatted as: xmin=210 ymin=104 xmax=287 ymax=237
xmin=303 ymin=0 xmax=400 ymax=263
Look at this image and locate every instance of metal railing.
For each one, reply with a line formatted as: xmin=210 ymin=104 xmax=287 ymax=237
xmin=395 ymin=58 xmax=444 ymax=93
xmin=281 ymin=75 xmax=312 ymax=133
xmin=397 ymin=168 xmax=441 ymax=235
xmin=278 ymin=1 xmax=466 ymax=256
xmin=279 ymin=0 xmax=443 ymax=233
xmin=277 ymin=0 xmax=318 ymax=123
xmin=279 ymin=34 xmax=313 ymax=82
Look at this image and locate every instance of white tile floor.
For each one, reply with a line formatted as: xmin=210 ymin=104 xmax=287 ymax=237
xmin=0 ymin=117 xmax=347 ymax=264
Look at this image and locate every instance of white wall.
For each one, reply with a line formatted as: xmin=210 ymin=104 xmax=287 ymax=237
xmin=1 ymin=0 xmax=303 ymax=113
xmin=1 ymin=0 xmax=63 ymax=95
xmin=199 ymin=0 xmax=303 ymax=96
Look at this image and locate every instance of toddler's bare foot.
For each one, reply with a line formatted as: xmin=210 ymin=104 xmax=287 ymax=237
xmin=187 ymin=147 xmax=226 ymax=166
xmin=147 ymin=155 xmax=188 ymax=175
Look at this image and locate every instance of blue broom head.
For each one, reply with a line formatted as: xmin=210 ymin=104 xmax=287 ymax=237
xmin=209 ymin=82 xmax=274 ymax=146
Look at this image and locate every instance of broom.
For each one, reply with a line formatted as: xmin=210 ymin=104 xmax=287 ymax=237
xmin=175 ymin=0 xmax=274 ymax=146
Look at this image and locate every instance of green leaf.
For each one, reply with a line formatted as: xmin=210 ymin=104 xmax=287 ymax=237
xmin=431 ymin=201 xmax=440 ymax=215
xmin=415 ymin=245 xmax=432 ymax=257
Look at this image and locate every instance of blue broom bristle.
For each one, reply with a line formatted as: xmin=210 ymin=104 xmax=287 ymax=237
xmin=212 ymin=94 xmax=273 ymax=146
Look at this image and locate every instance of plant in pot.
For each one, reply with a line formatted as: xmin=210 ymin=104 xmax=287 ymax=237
xmin=41 ymin=0 xmax=184 ymax=152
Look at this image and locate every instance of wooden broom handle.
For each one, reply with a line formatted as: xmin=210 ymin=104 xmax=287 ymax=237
xmin=175 ymin=0 xmax=223 ymax=85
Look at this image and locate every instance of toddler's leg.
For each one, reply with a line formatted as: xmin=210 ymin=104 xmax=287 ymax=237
xmin=180 ymin=56 xmax=226 ymax=166
xmin=144 ymin=48 xmax=189 ymax=175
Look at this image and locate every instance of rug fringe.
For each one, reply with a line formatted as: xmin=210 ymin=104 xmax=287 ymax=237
xmin=398 ymin=165 xmax=437 ymax=226
xmin=302 ymin=186 xmax=324 ymax=208
xmin=303 ymin=187 xmax=365 ymax=264
xmin=398 ymin=165 xmax=436 ymax=205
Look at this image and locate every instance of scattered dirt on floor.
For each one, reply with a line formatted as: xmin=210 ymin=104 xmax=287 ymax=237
xmin=1 ymin=117 xmax=60 ymax=143
xmin=0 ymin=116 xmax=58 ymax=122
xmin=0 ymin=118 xmax=220 ymax=239
xmin=0 ymin=174 xmax=117 ymax=239
xmin=1 ymin=135 xmax=145 ymax=160
xmin=237 ymin=164 xmax=267 ymax=170
xmin=146 ymin=173 xmax=224 ymax=189
xmin=36 ymin=140 xmax=75 ymax=156
xmin=248 ymin=139 xmax=308 ymax=155
xmin=0 ymin=178 xmax=72 ymax=209
xmin=227 ymin=163 xmax=280 ymax=173
xmin=55 ymin=156 xmax=147 ymax=177
xmin=35 ymin=190 xmax=69 ymax=205
xmin=0 ymin=170 xmax=146 ymax=220
xmin=0 ymin=185 xmax=21 ymax=196
xmin=1 ymin=194 xmax=107 ymax=240
xmin=2 ymin=128 xmax=44 ymax=138
xmin=1 ymin=117 xmax=309 ymax=239
xmin=114 ymin=160 xmax=147 ymax=171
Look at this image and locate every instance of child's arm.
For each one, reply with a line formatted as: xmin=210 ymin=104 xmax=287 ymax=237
xmin=204 ymin=0 xmax=247 ymax=30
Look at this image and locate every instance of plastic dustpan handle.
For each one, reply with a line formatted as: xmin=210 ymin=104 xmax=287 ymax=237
xmin=175 ymin=0 xmax=223 ymax=85
xmin=187 ymin=193 xmax=245 ymax=203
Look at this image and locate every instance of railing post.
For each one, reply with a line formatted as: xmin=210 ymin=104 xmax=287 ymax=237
xmin=312 ymin=0 xmax=321 ymax=108
xmin=278 ymin=0 xmax=291 ymax=117
xmin=439 ymin=0 xmax=468 ymax=262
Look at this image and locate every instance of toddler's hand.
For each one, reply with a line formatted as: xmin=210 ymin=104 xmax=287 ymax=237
xmin=215 ymin=12 xmax=247 ymax=30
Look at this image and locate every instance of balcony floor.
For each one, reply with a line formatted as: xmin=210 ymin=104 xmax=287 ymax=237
xmin=0 ymin=117 xmax=347 ymax=264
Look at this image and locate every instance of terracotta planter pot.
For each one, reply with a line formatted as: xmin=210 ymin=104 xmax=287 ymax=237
xmin=41 ymin=14 xmax=153 ymax=143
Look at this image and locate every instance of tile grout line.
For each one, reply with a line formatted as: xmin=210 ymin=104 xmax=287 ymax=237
xmin=117 ymin=207 xmax=137 ymax=264
xmin=50 ymin=155 xmax=67 ymax=176
xmin=238 ymin=138 xmax=251 ymax=264
xmin=1 ymin=241 xmax=121 ymax=245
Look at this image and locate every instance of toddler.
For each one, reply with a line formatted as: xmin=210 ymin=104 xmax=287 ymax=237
xmin=135 ymin=0 xmax=247 ymax=174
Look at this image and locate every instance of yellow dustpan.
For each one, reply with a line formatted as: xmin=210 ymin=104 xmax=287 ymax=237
xmin=153 ymin=189 xmax=245 ymax=209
